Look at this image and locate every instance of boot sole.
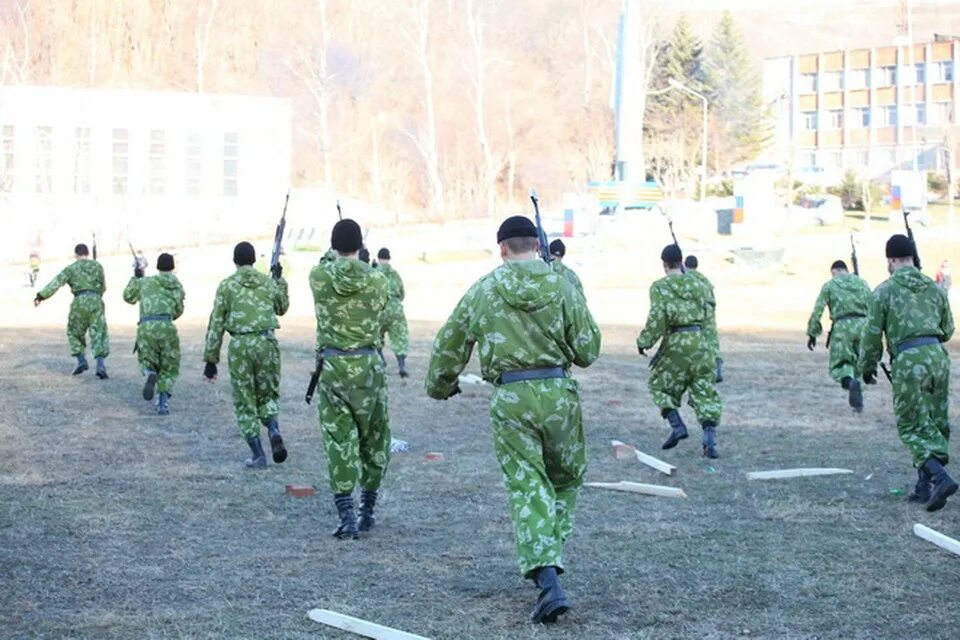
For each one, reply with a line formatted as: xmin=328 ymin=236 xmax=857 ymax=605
xmin=333 ymin=528 xmax=359 ymax=540
xmin=72 ymin=364 xmax=88 ymax=375
xmin=269 ymin=433 xmax=287 ymax=464
xmin=926 ymin=481 xmax=958 ymax=512
xmin=662 ymin=432 xmax=688 ymax=450
xmin=532 ymin=599 xmax=570 ymax=624
xmin=143 ymin=372 xmax=157 ymax=401
xmin=244 ymin=458 xmax=268 ymax=469
xmin=96 ymin=370 xmax=109 ymax=380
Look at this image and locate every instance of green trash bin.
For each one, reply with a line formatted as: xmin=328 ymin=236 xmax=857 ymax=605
xmin=716 ymin=209 xmax=733 ymax=235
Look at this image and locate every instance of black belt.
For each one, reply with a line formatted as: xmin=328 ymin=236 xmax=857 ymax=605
xmin=498 ymin=367 xmax=566 ymax=384
xmin=231 ymin=329 xmax=274 ymax=337
xmin=833 ymin=313 xmax=866 ymax=323
xmin=669 ymin=325 xmax=701 ymax=334
xmin=320 ymin=346 xmax=377 ymax=357
xmin=140 ymin=314 xmax=172 ymax=323
xmin=896 ymin=336 xmax=941 ymax=355
xmin=74 ymin=290 xmax=99 ymax=296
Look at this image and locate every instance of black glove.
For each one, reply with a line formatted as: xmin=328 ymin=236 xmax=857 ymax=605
xmin=445 ymin=385 xmax=462 ymax=400
xmin=270 ymin=263 xmax=283 ymax=279
xmin=863 ymin=371 xmax=877 ymax=385
xmin=134 ymin=266 xmax=144 ymax=278
xmin=203 ymin=362 xmax=218 ymax=380
xmin=806 ymin=336 xmax=816 ymax=351
xmin=638 ymin=346 xmax=646 ymax=356
xmin=33 ymin=294 xmax=43 ymax=306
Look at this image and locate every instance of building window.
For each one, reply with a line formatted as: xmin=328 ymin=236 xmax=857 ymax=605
xmin=876 ymin=65 xmax=896 ymax=87
xmin=802 ymin=151 xmax=816 ymax=168
xmin=856 ymin=148 xmax=869 ymax=168
xmin=821 ymin=71 xmax=843 ymax=92
xmin=223 ymin=132 xmax=238 ymax=197
xmin=802 ymin=111 xmax=818 ymax=130
xmin=848 ymin=68 xmax=870 ymax=90
xmin=187 ymin=133 xmax=202 ymax=196
xmin=932 ymin=101 xmax=953 ymax=125
xmin=934 ymin=61 xmax=954 ymax=83
xmin=35 ymin=126 xmax=53 ymax=193
xmin=915 ymin=63 xmax=926 ymax=85
xmin=149 ymin=130 xmax=165 ymax=196
xmin=850 ymin=107 xmax=870 ymax=128
xmin=826 ymin=109 xmax=843 ymax=129
xmin=0 ymin=125 xmax=13 ymax=192
xmin=73 ymin=128 xmax=91 ymax=194
xmin=915 ymin=103 xmax=927 ymax=126
xmin=112 ymin=128 xmax=128 ymax=195
xmin=883 ymin=147 xmax=897 ymax=167
xmin=799 ymin=73 xmax=817 ymax=93
xmin=827 ymin=150 xmax=842 ymax=168
xmin=876 ymin=105 xmax=897 ymax=127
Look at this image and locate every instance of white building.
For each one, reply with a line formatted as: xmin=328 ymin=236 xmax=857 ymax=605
xmin=0 ymin=86 xmax=291 ymax=258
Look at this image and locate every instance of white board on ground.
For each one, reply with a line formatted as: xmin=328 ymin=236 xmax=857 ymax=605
xmin=584 ymin=481 xmax=687 ymax=499
xmin=610 ymin=440 xmax=676 ymax=475
xmin=746 ymin=468 xmax=854 ymax=481
xmin=308 ymin=608 xmax=431 ymax=640
xmin=914 ymin=524 xmax=960 ymax=558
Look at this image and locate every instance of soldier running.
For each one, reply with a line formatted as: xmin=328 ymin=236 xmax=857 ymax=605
xmin=375 ymin=247 xmax=410 ymax=378
xmin=426 ymin=215 xmax=601 ymax=624
xmin=34 ymin=243 xmax=110 ymax=379
xmin=806 ymin=259 xmax=872 ymax=412
xmin=859 ymin=234 xmax=956 ymax=511
xmin=122 ymin=253 xmax=184 ymax=415
xmin=202 ymin=242 xmax=289 ymax=469
xmin=548 ymin=239 xmax=584 ymax=297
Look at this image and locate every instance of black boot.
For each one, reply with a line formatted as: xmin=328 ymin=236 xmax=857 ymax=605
xmin=95 ymin=357 xmax=108 ymax=379
xmin=333 ymin=493 xmax=359 ymax=539
xmin=156 ymin=392 xmax=170 ymax=416
xmin=907 ymin=467 xmax=932 ymax=503
xmin=397 ymin=355 xmax=409 ymax=379
xmin=530 ymin=566 xmax=570 ymax=624
xmin=357 ymin=489 xmax=378 ymax=532
xmin=244 ymin=436 xmax=267 ymax=469
xmin=661 ymin=409 xmax=688 ymax=450
xmin=702 ymin=423 xmax=719 ymax=459
xmin=922 ymin=457 xmax=958 ymax=512
xmin=142 ymin=370 xmax=158 ymax=400
xmin=72 ymin=354 xmax=88 ymax=375
xmin=265 ymin=418 xmax=287 ymax=463
xmin=848 ymin=378 xmax=863 ymax=413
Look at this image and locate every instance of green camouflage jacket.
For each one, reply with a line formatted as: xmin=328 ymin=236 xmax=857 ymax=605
xmin=636 ymin=272 xmax=712 ymax=351
xmin=122 ymin=273 xmax=185 ymax=319
xmin=203 ymin=266 xmax=289 ymax=363
xmin=552 ymin=259 xmax=584 ymax=297
xmin=37 ymin=259 xmax=105 ymax=299
xmin=425 ymin=259 xmax=601 ymax=398
xmin=378 ymin=263 xmax=405 ymax=302
xmin=309 ymin=257 xmax=389 ymax=351
xmin=685 ymin=269 xmax=719 ymax=355
xmin=859 ymin=266 xmax=954 ymax=371
xmin=806 ymin=273 xmax=873 ymax=337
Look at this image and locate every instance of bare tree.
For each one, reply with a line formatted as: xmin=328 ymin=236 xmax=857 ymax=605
xmin=464 ymin=0 xmax=502 ymax=215
xmin=195 ymin=0 xmax=219 ymax=92
xmin=1 ymin=0 xmax=31 ymax=84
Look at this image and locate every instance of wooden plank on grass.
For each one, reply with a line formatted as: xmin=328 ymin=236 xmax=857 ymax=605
xmin=584 ymin=481 xmax=687 ymax=499
xmin=610 ymin=440 xmax=676 ymax=475
xmin=914 ymin=524 xmax=960 ymax=558
xmin=308 ymin=608 xmax=431 ymax=640
xmin=746 ymin=468 xmax=854 ymax=481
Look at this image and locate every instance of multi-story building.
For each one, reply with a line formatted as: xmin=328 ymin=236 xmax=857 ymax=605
xmin=764 ymin=37 xmax=960 ymax=180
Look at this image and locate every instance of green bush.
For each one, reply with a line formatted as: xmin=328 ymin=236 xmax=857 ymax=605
xmin=706 ymin=178 xmax=734 ymax=198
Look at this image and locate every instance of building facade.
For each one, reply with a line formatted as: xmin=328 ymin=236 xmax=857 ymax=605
xmin=764 ymin=38 xmax=960 ymax=181
xmin=0 ymin=86 xmax=291 ymax=258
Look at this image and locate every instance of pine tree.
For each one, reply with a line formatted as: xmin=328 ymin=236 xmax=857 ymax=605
xmin=703 ymin=11 xmax=772 ymax=168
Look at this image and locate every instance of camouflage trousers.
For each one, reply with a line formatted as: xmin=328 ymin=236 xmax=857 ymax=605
xmin=135 ymin=320 xmax=180 ymax=395
xmin=827 ymin=317 xmax=866 ymax=384
xmin=67 ymin=295 xmax=109 ymax=358
xmin=381 ymin=300 xmax=409 ymax=356
xmin=649 ymin=337 xmax=722 ymax=425
xmin=317 ymin=354 xmax=390 ymax=494
xmin=489 ymin=377 xmax=585 ymax=578
xmin=892 ymin=344 xmax=951 ymax=467
xmin=227 ymin=333 xmax=281 ymax=440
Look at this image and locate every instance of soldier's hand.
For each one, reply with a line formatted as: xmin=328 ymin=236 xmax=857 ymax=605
xmin=806 ymin=336 xmax=816 ymax=351
xmin=33 ymin=294 xmax=42 ymax=307
xmin=863 ymin=371 xmax=877 ymax=385
xmin=134 ymin=267 xmax=144 ymax=278
xmin=444 ymin=385 xmax=462 ymax=400
xmin=637 ymin=346 xmax=646 ymax=357
xmin=270 ymin=263 xmax=283 ymax=279
xmin=203 ymin=362 xmax=218 ymax=381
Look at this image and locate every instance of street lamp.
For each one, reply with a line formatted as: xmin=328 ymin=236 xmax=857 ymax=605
xmin=668 ymin=77 xmax=709 ymax=201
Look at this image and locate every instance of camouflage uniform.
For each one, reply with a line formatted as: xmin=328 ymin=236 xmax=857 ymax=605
xmin=686 ymin=270 xmax=720 ymax=361
xmin=552 ymin=259 xmax=584 ymax=298
xmin=122 ymin=273 xmax=185 ymax=395
xmin=636 ymin=273 xmax=721 ymax=426
xmin=203 ymin=266 xmax=289 ymax=439
xmin=807 ymin=273 xmax=872 ymax=384
xmin=309 ymin=257 xmax=391 ymax=494
xmin=426 ymin=260 xmax=601 ymax=577
xmin=859 ymin=266 xmax=954 ymax=467
xmin=378 ymin=263 xmax=409 ymax=357
xmin=37 ymin=259 xmax=109 ymax=358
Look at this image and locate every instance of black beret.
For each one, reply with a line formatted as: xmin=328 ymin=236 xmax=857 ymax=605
xmin=377 ymin=247 xmax=391 ymax=260
xmin=684 ymin=255 xmax=699 ymax=269
xmin=831 ymin=260 xmax=848 ymax=271
xmin=886 ymin=234 xmax=915 ymax=259
xmin=359 ymin=247 xmax=370 ymax=264
xmin=496 ymin=215 xmax=538 ymax=243
xmin=157 ymin=253 xmax=175 ymax=272
xmin=75 ymin=243 xmax=89 ymax=256
xmin=549 ymin=239 xmax=566 ymax=257
xmin=661 ymin=244 xmax=683 ymax=264
xmin=332 ymin=219 xmax=363 ymax=253
xmin=233 ymin=241 xmax=256 ymax=266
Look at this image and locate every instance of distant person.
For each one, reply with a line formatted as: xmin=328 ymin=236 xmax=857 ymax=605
xmin=548 ymin=239 xmax=584 ymax=297
xmin=426 ymin=215 xmax=601 ymax=624
xmin=376 ymin=247 xmax=410 ymax=378
xmin=935 ymin=260 xmax=952 ymax=294
xmin=358 ymin=247 xmax=371 ymax=264
xmin=805 ymin=260 xmax=872 ymax=412
xmin=684 ymin=255 xmax=723 ymax=383
xmin=133 ymin=250 xmax=148 ymax=274
xmin=202 ymin=242 xmax=289 ymax=469
xmin=34 ymin=243 xmax=110 ymax=378
xmin=28 ymin=250 xmax=40 ymax=287
xmin=859 ymin=234 xmax=956 ymax=511
xmin=309 ymin=220 xmax=391 ymax=539
xmin=122 ymin=253 xmax=184 ymax=416
xmin=637 ymin=245 xmax=721 ymax=458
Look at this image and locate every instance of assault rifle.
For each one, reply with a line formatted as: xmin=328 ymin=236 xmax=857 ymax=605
xmin=849 ymin=233 xmax=860 ymax=276
xmin=662 ymin=208 xmax=684 ymax=273
xmin=91 ymin=232 xmax=98 ymax=261
xmin=305 ymin=350 xmax=323 ymax=405
xmin=270 ymin=190 xmax=290 ymax=280
xmin=903 ymin=210 xmax=921 ymax=270
xmin=530 ymin=189 xmax=552 ymax=263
